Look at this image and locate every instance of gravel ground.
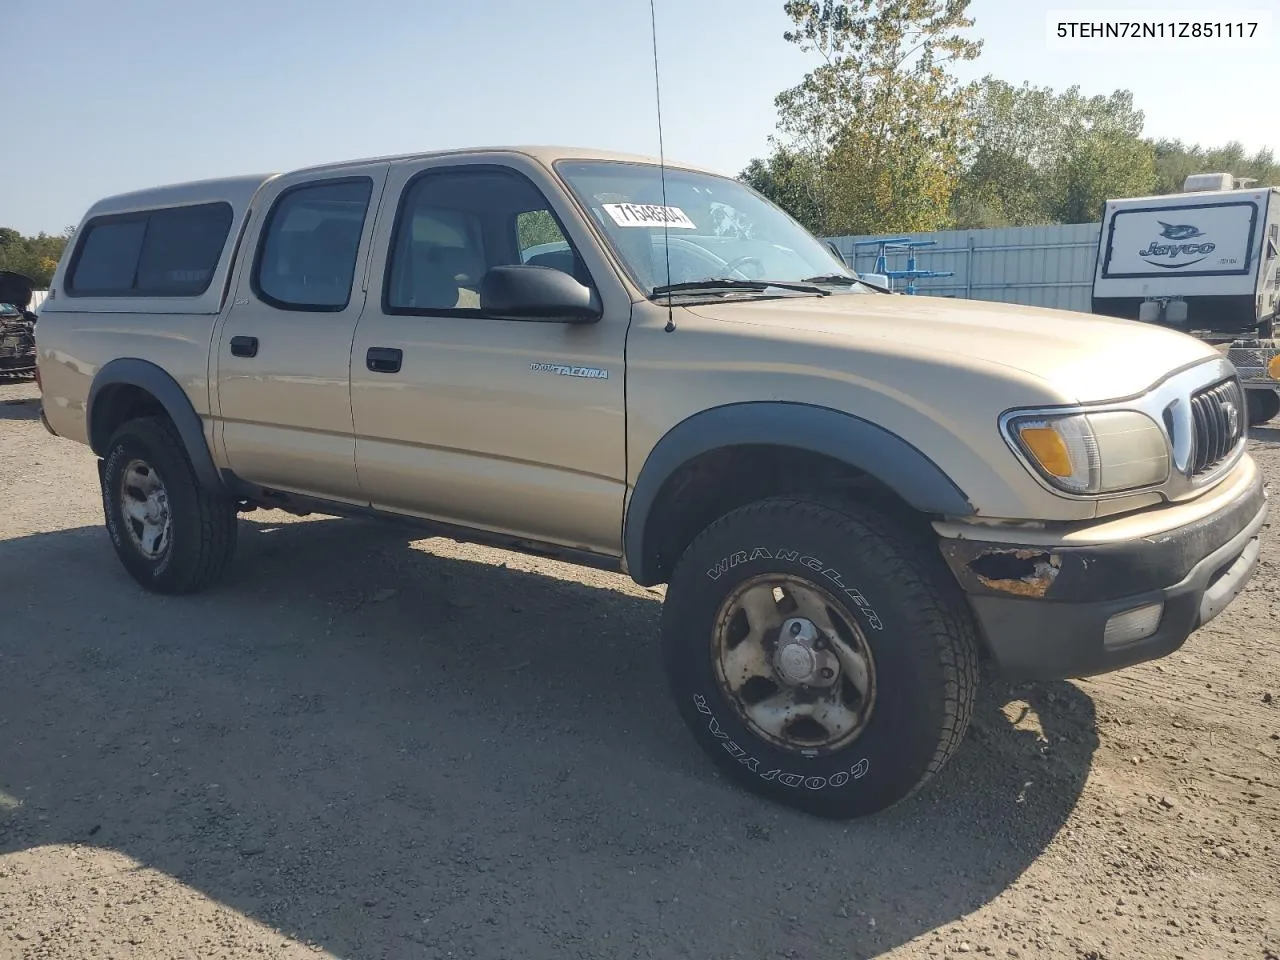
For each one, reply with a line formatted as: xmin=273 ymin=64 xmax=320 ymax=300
xmin=1 ymin=377 xmax=1277 ymax=960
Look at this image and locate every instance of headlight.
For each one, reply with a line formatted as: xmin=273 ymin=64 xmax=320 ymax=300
xmin=1006 ymin=410 xmax=1170 ymax=495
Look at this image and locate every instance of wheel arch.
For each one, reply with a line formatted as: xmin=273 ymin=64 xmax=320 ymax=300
xmin=623 ymin=402 xmax=974 ymax=586
xmin=87 ymin=358 xmax=224 ymax=493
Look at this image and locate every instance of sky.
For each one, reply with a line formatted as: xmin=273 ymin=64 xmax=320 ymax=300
xmin=1 ymin=0 xmax=1275 ymax=236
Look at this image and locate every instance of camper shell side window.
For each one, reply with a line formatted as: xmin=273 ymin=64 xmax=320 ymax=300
xmin=65 ymin=203 xmax=234 ymax=298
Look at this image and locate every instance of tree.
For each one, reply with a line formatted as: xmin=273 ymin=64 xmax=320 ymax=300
xmin=0 ymin=229 xmax=68 ymax=289
xmin=1046 ymin=87 xmax=1154 ymax=222
xmin=739 ymin=147 xmax=826 ymax=235
xmin=516 ymin=210 xmax=565 ymax=251
xmin=746 ymin=1 xmax=983 ymax=237
xmin=1052 ymin=128 xmax=1154 ymax=223
xmin=1151 ymin=140 xmax=1280 ymax=194
xmin=948 ymin=79 xmax=1055 ymax=228
xmin=0 ymin=228 xmax=70 ymax=288
xmin=950 ymin=78 xmax=1155 ymax=227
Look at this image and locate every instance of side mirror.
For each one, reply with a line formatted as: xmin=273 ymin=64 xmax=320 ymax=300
xmin=479 ymin=264 xmax=601 ymax=323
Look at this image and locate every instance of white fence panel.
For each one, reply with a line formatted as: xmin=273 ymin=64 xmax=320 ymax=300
xmin=827 ymin=223 xmax=1102 ymax=313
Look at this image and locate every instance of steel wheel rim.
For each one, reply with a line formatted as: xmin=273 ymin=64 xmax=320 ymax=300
xmin=120 ymin=458 xmax=172 ymax=560
xmin=712 ymin=573 xmax=877 ymax=754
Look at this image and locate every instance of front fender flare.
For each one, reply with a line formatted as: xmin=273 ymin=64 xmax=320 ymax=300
xmin=623 ymin=401 xmax=974 ymax=585
xmin=87 ymin=358 xmax=224 ymax=493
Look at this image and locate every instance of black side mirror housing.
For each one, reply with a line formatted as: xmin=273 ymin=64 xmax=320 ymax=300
xmin=479 ymin=264 xmax=602 ymax=323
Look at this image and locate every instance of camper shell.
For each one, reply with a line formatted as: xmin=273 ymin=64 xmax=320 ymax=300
xmin=46 ymin=174 xmax=277 ymax=317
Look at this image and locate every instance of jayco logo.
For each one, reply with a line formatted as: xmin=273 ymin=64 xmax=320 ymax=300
xmin=1139 ymin=220 xmax=1215 ymax=268
xmin=1157 ymin=221 xmax=1204 ymax=241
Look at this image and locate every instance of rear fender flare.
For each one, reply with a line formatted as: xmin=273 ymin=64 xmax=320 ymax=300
xmin=87 ymin=358 xmax=224 ymax=493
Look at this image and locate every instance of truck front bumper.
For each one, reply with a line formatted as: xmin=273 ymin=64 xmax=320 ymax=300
xmin=937 ymin=462 xmax=1269 ymax=681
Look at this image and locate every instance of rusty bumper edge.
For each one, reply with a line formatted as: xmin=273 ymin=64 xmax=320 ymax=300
xmin=938 ymin=470 xmax=1268 ymax=604
xmin=959 ymin=497 xmax=1268 ymax=681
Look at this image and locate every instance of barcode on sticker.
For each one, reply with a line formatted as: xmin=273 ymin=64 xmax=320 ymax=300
xmin=602 ymin=203 xmax=697 ymax=229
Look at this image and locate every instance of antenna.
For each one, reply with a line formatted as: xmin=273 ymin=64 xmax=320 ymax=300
xmin=649 ymin=0 xmax=676 ymax=332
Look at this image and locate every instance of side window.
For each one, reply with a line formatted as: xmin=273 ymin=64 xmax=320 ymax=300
xmin=392 ymin=204 xmax=487 ymax=309
xmin=385 ymin=167 xmax=590 ymax=315
xmin=253 ymin=178 xmax=374 ymax=311
xmin=135 ymin=205 xmax=235 ymax=294
xmin=67 ymin=203 xmax=232 ymax=297
xmin=69 ymin=219 xmax=147 ymax=293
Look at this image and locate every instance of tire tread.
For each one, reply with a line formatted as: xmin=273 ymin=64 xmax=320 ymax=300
xmin=670 ymin=495 xmax=979 ymax=806
xmin=105 ymin=415 xmax=237 ymax=594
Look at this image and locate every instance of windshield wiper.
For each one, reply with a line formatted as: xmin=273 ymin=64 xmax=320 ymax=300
xmin=802 ymin=273 xmax=888 ymax=292
xmin=651 ymin=278 xmax=829 ymax=297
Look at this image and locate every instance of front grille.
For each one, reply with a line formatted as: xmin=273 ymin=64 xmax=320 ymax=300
xmin=1188 ymin=378 xmax=1245 ymax=476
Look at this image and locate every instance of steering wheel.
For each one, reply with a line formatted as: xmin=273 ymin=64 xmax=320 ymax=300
xmin=719 ymin=255 xmax=766 ymax=280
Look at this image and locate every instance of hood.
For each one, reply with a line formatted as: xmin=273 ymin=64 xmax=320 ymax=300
xmin=0 ymin=271 xmax=35 ymax=311
xmin=685 ymin=292 xmax=1222 ymax=403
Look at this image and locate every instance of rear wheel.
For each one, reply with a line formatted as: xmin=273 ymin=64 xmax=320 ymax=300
xmin=101 ymin=416 xmax=238 ymax=594
xmin=661 ymin=496 xmax=979 ymax=819
xmin=1246 ymin=388 xmax=1280 ymax=427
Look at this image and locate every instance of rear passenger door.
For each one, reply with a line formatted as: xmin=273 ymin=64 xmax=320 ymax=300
xmin=213 ymin=164 xmax=388 ymax=502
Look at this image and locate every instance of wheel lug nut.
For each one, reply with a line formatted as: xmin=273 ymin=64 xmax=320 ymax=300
xmin=790 ymin=622 xmax=802 ymax=636
xmin=820 ymin=668 xmax=834 ymax=679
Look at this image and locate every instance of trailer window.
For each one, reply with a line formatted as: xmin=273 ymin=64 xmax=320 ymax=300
xmin=66 ymin=203 xmax=233 ymax=297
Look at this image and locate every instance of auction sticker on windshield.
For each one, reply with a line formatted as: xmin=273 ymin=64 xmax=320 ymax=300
xmin=603 ymin=203 xmax=697 ymax=229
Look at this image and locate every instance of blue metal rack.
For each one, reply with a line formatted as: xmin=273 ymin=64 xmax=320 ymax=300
xmin=850 ymin=238 xmax=955 ymax=295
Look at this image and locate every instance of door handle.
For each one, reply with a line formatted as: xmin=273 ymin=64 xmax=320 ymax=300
xmin=366 ymin=347 xmax=403 ymax=374
xmin=229 ymin=335 xmax=259 ymax=358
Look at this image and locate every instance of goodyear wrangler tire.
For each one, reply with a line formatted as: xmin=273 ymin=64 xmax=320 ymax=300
xmin=101 ymin=416 xmax=238 ymax=594
xmin=662 ymin=497 xmax=979 ymax=819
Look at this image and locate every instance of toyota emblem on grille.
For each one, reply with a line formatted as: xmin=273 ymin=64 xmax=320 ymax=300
xmin=1221 ymin=400 xmax=1240 ymax=437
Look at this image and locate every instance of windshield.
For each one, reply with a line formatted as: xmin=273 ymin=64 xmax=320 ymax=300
xmin=553 ymin=160 xmax=860 ymax=297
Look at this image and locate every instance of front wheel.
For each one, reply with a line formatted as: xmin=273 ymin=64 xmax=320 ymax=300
xmin=662 ymin=497 xmax=979 ymax=819
xmin=101 ymin=415 xmax=239 ymax=594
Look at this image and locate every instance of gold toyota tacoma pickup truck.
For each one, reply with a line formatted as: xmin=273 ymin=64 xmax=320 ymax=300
xmin=34 ymin=146 xmax=1269 ymax=819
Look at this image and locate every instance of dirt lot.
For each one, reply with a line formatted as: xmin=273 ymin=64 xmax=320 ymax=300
xmin=1 ymin=377 xmax=1277 ymax=960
